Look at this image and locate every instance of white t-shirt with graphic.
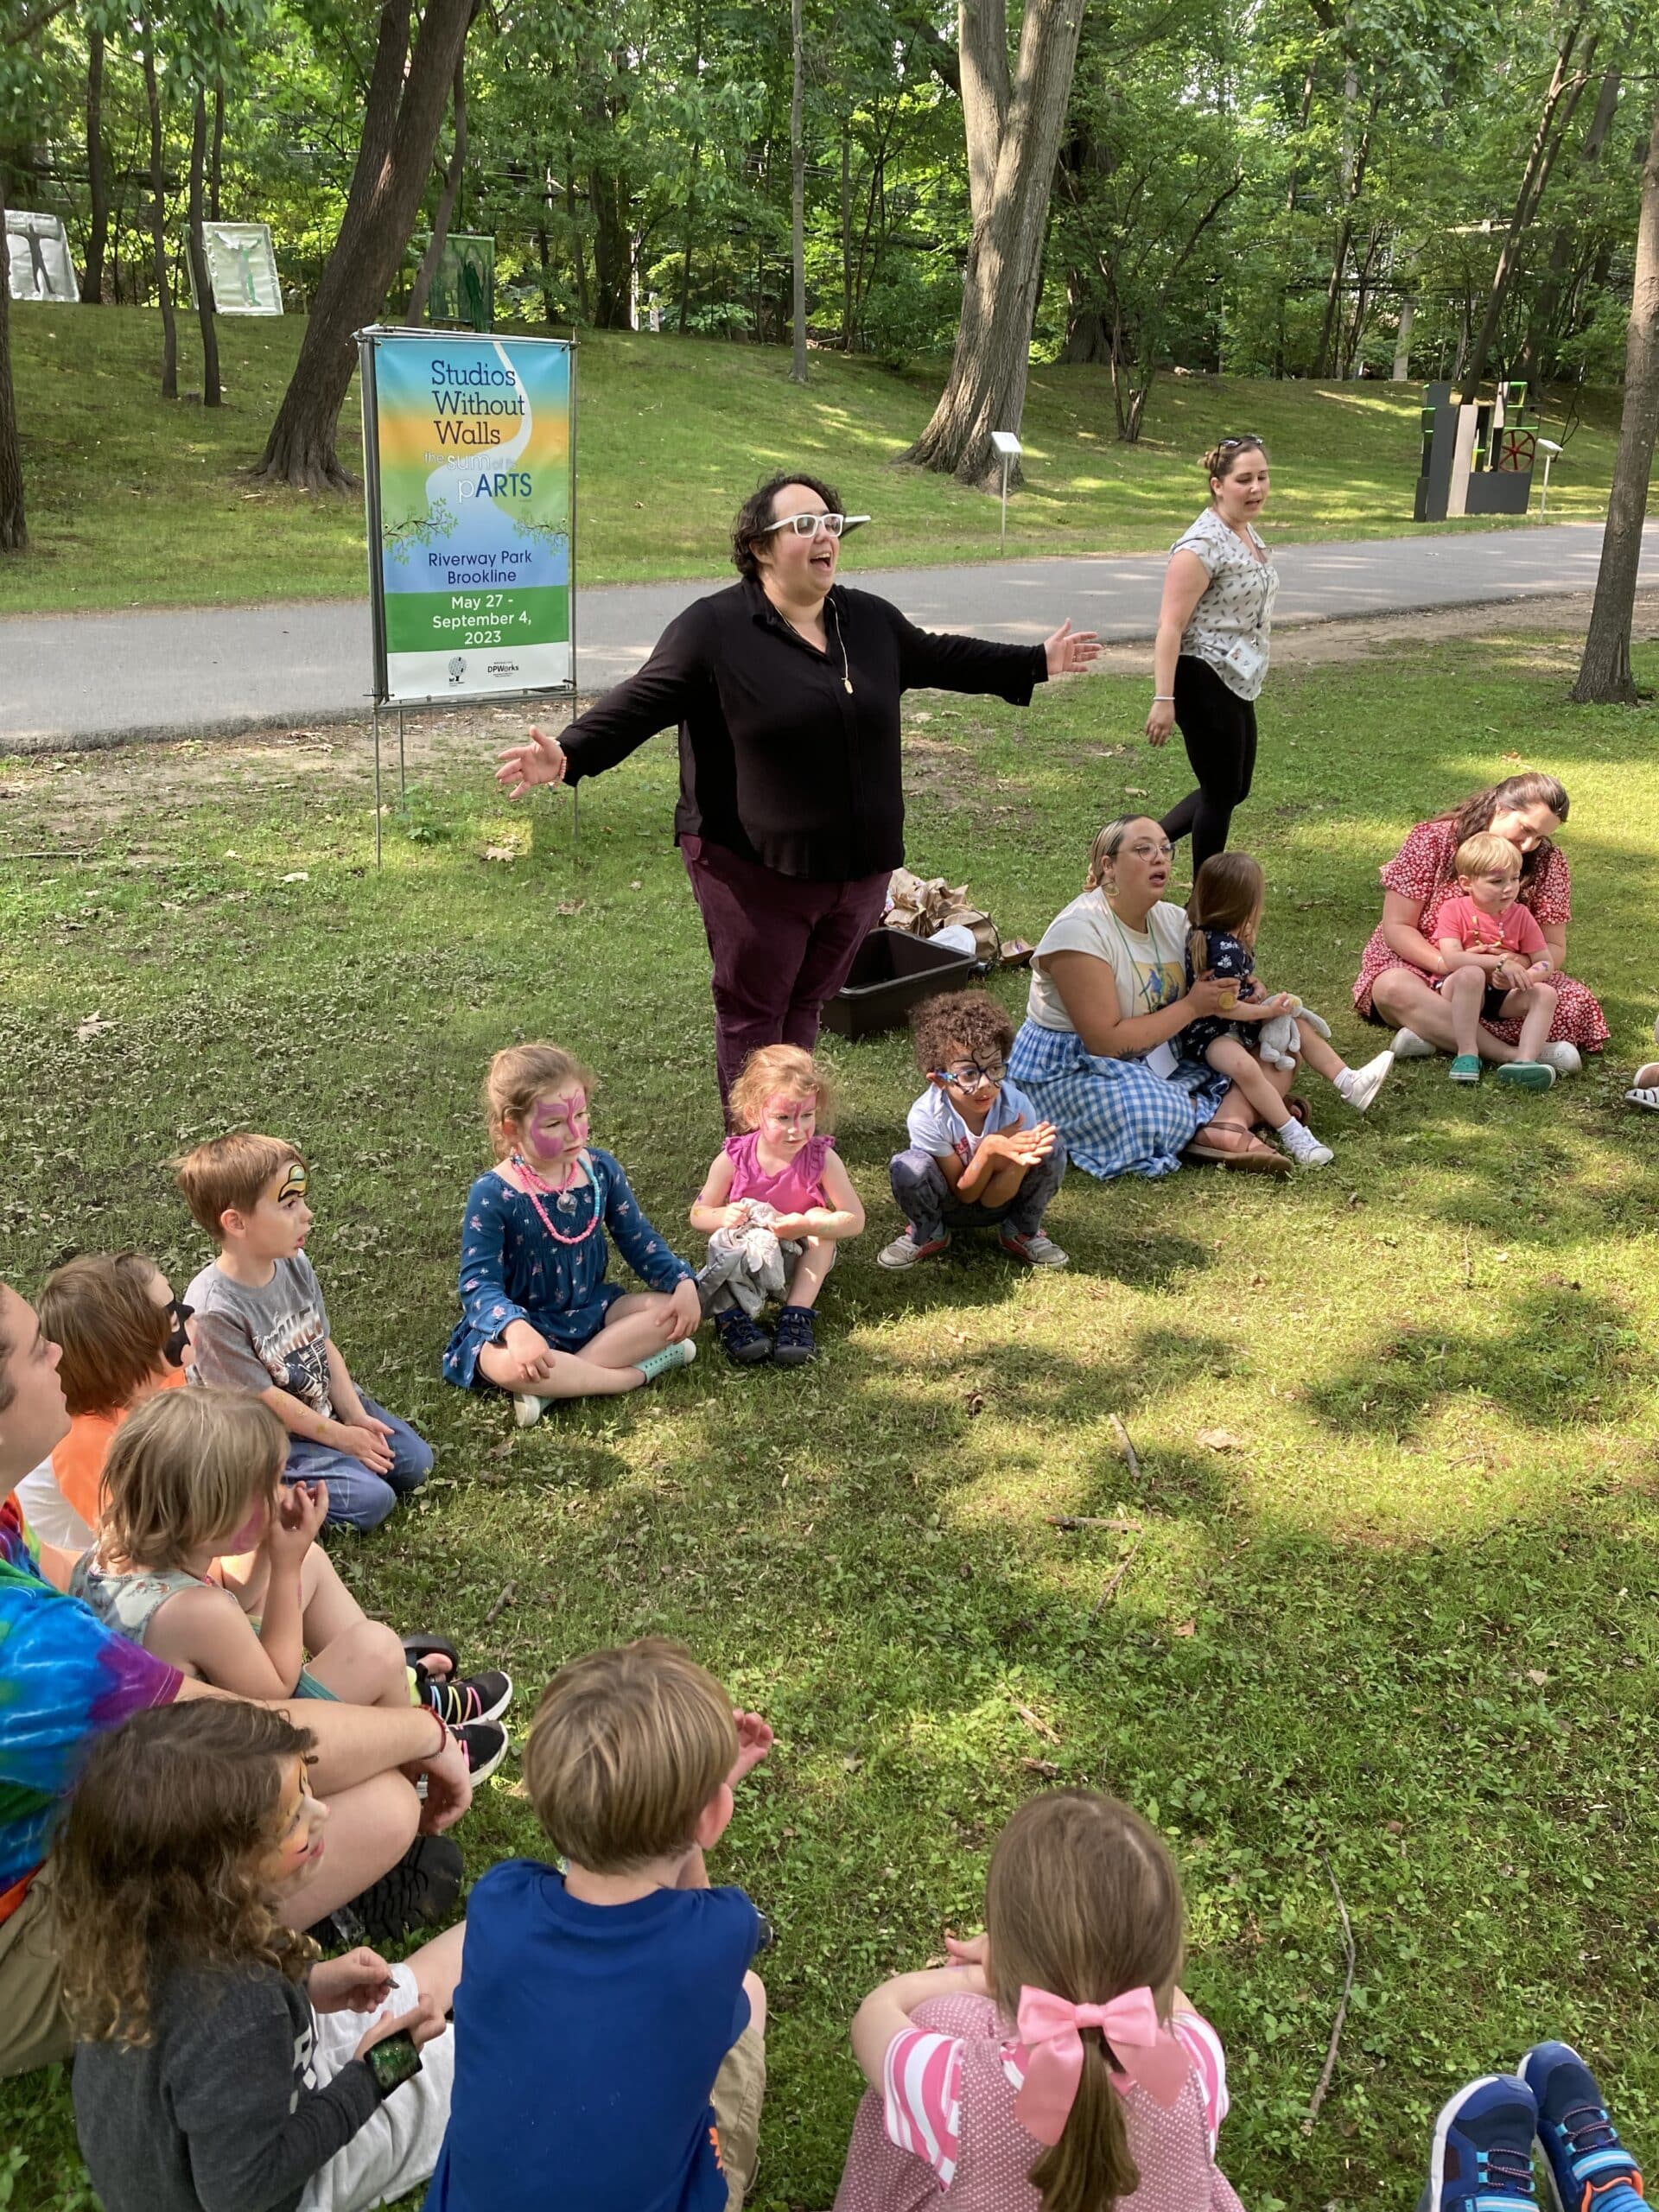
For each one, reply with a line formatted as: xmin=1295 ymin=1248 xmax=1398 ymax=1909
xmin=906 ymin=1077 xmax=1038 ymax=1166
xmin=1174 ymin=506 xmax=1278 ymax=700
xmin=1027 ymin=890 xmax=1189 ymax=1076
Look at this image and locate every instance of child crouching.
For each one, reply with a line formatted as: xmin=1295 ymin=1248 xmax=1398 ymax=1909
xmin=880 ymin=993 xmax=1067 ymax=1270
xmin=425 ymin=1638 xmax=772 ymax=2211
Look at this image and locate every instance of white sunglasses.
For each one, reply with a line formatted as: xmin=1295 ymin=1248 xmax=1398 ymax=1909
xmin=757 ymin=512 xmax=872 ymax=538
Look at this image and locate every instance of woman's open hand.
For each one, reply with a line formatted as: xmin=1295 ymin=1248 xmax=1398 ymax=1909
xmin=496 ymin=726 xmax=568 ymax=798
xmin=1044 ymin=620 xmax=1101 ymax=677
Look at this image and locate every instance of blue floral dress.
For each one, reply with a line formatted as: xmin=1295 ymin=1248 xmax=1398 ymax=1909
xmin=443 ymin=1150 xmax=695 ymax=1389
xmin=1181 ymin=928 xmax=1264 ymax=1061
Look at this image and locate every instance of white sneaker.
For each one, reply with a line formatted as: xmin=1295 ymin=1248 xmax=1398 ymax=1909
xmin=1336 ymin=1050 xmax=1395 ymax=1113
xmin=1279 ymin=1120 xmax=1334 ymax=1168
xmin=1391 ymin=1027 xmax=1435 ymax=1059
xmin=1537 ymin=1041 xmax=1582 ymax=1077
xmin=513 ymin=1392 xmax=548 ymax=1428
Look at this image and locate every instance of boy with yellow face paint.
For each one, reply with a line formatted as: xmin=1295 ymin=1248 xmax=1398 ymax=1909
xmin=176 ymin=1134 xmax=435 ymax=1533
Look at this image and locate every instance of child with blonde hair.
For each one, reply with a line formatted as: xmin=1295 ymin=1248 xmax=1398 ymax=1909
xmin=835 ymin=1789 xmax=1242 ymax=2212
xmin=1182 ymin=850 xmax=1394 ymax=1168
xmin=690 ymin=1043 xmax=865 ymax=1367
xmin=444 ymin=1042 xmax=702 ymax=1427
xmin=1433 ymin=831 xmax=1560 ymax=1087
xmin=425 ymin=1637 xmax=773 ymax=2212
xmin=71 ymin=1388 xmax=510 ymax=1772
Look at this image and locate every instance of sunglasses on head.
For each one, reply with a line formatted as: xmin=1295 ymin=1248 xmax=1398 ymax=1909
xmin=757 ymin=512 xmax=871 ymax=538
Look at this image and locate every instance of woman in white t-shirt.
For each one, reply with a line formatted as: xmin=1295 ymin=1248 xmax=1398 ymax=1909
xmin=1007 ymin=817 xmax=1294 ymax=1178
xmin=1145 ymin=438 xmax=1278 ymax=878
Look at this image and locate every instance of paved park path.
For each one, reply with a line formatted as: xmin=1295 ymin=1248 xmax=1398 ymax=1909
xmin=4 ymin=518 xmax=1656 ymax=750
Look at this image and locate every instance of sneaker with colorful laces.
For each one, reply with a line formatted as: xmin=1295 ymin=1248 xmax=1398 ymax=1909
xmin=1519 ymin=2043 xmax=1646 ymax=2212
xmin=455 ymin=1719 xmax=510 ymax=1783
xmin=999 ymin=1226 xmax=1069 ymax=1268
xmin=877 ymin=1228 xmax=951 ymax=1269
xmin=417 ymin=1666 xmax=513 ymax=1726
xmin=1425 ymin=2074 xmax=1539 ymax=2209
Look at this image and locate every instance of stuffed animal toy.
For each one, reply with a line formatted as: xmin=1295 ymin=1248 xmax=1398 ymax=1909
xmin=1258 ymin=999 xmax=1332 ymax=1071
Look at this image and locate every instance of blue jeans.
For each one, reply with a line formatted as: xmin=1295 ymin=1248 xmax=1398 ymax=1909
xmin=888 ymin=1141 xmax=1067 ymax=1246
xmin=283 ymin=1394 xmax=434 ymax=1532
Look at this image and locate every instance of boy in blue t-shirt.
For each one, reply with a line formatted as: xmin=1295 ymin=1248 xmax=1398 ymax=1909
xmin=425 ymin=1638 xmax=772 ymax=2212
xmin=880 ymin=991 xmax=1069 ymax=1271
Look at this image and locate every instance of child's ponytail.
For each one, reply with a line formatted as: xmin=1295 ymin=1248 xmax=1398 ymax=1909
xmin=986 ymin=1790 xmax=1185 ymax=2212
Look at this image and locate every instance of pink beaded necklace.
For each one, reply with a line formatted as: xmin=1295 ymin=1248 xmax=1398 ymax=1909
xmin=511 ymin=1154 xmax=601 ymax=1248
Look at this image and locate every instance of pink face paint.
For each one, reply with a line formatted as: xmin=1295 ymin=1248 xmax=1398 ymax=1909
xmin=225 ymin=1497 xmax=268 ymax=1554
xmin=760 ymin=1092 xmax=816 ymax=1139
xmin=524 ymin=1090 xmax=589 ymax=1167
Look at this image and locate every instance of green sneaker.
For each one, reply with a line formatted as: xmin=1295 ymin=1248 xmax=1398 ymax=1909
xmin=1449 ymin=1054 xmax=1481 ymax=1083
xmin=1497 ymin=1061 xmax=1555 ymax=1090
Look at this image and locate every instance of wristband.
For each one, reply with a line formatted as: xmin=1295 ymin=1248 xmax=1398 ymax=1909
xmin=1153 ymin=695 xmax=1175 ymax=703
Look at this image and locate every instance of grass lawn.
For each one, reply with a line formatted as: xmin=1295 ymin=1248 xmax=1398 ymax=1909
xmin=3 ymin=631 xmax=1659 ymax=2210
xmin=2 ymin=307 xmax=1624 ymax=616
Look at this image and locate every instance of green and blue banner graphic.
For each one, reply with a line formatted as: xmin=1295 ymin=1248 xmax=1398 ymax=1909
xmin=359 ymin=328 xmax=574 ymax=705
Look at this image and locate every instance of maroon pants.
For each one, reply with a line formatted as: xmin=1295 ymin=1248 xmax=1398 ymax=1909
xmin=681 ymin=835 xmax=890 ymax=1109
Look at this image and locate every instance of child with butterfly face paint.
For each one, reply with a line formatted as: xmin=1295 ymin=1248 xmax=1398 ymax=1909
xmin=444 ymin=1044 xmax=703 ymax=1428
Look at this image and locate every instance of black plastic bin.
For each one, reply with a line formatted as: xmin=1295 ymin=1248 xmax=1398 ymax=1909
xmin=820 ymin=929 xmax=979 ymax=1042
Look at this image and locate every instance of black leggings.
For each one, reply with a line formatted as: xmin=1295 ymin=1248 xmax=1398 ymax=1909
xmin=1160 ymin=655 xmax=1259 ymax=877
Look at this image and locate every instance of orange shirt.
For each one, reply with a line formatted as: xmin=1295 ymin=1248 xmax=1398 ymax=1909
xmin=51 ymin=1366 xmax=187 ymax=1532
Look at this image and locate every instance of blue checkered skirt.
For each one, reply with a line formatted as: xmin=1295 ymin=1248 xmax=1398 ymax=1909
xmin=1007 ymin=1020 xmax=1230 ymax=1181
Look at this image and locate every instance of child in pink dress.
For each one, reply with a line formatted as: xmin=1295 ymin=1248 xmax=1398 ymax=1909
xmin=690 ymin=1045 xmax=864 ymax=1370
xmin=835 ymin=1789 xmax=1243 ymax=2212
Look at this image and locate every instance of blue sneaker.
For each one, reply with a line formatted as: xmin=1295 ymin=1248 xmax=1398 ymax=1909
xmin=1520 ymin=2043 xmax=1646 ymax=2212
xmin=1426 ymin=2075 xmax=1539 ymax=2209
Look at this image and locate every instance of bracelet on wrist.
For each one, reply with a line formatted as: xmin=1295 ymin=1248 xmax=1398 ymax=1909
xmin=1153 ymin=695 xmax=1175 ymax=703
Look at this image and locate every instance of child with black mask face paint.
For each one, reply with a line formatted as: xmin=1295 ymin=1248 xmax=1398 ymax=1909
xmin=10 ymin=1251 xmax=194 ymax=1552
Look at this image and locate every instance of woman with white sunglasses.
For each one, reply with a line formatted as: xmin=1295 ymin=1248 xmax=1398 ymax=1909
xmin=497 ymin=472 xmax=1098 ymax=1116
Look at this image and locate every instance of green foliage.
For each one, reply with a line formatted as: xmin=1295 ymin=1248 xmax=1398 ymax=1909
xmin=0 ymin=306 xmax=1629 ymax=614
xmin=1 ymin=632 xmax=1658 ymax=2209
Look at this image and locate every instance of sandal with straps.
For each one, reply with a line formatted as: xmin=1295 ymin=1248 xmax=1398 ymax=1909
xmin=1183 ymin=1122 xmax=1292 ymax=1176
xmin=1627 ymin=1084 xmax=1659 ymax=1113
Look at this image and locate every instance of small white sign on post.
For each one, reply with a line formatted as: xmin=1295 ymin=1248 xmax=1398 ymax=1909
xmin=1535 ymin=437 xmax=1562 ymax=518
xmin=990 ymin=430 xmax=1022 ymax=555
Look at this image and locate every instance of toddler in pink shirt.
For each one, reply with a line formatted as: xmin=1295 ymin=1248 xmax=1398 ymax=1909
xmin=1433 ymin=833 xmax=1558 ymax=1089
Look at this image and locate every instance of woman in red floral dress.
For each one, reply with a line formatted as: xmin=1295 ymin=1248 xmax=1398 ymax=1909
xmin=1352 ymin=770 xmax=1607 ymax=1070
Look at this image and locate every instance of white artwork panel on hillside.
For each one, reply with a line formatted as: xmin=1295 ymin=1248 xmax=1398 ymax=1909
xmin=5 ymin=212 xmax=78 ymax=303
xmin=199 ymin=223 xmax=283 ymax=315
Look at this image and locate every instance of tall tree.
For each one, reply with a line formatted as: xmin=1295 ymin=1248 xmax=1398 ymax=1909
xmin=789 ymin=0 xmax=806 ymax=380
xmin=406 ymin=18 xmax=475 ymax=326
xmin=80 ymin=25 xmax=110 ymax=302
xmin=904 ymin=0 xmax=1086 ymax=487
xmin=139 ymin=19 xmax=179 ymax=399
xmin=254 ymin=0 xmax=477 ymax=489
xmin=1573 ymin=92 xmax=1659 ymax=704
xmin=0 ymin=157 xmax=22 ymax=551
xmin=187 ymin=85 xmax=220 ymax=404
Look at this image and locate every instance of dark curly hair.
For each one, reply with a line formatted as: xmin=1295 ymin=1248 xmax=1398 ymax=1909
xmin=54 ymin=1701 xmax=317 ymax=2048
xmin=910 ymin=990 xmax=1015 ymax=1076
xmin=731 ymin=471 xmax=843 ymax=581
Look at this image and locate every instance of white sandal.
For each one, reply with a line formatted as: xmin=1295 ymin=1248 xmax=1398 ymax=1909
xmin=1627 ymin=1086 xmax=1659 ymax=1113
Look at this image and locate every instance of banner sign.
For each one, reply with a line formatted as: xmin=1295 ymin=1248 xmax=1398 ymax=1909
xmin=5 ymin=213 xmax=77 ymax=303
xmin=199 ymin=223 xmax=282 ymax=315
xmin=421 ymin=232 xmax=494 ymax=331
xmin=358 ymin=327 xmax=575 ymax=705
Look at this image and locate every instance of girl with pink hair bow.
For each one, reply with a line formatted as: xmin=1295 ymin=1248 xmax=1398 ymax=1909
xmin=831 ymin=1789 xmax=1243 ymax=2212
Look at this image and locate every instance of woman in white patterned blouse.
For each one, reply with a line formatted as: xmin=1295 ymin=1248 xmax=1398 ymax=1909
xmin=1144 ymin=437 xmax=1278 ymax=878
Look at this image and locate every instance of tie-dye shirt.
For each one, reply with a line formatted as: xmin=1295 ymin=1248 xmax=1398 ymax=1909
xmin=0 ymin=1498 xmax=181 ymax=1920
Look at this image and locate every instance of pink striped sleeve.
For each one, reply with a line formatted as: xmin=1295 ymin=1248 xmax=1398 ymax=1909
xmin=1172 ymin=2008 xmax=1230 ymax=2154
xmin=882 ymin=2028 xmax=965 ymax=2188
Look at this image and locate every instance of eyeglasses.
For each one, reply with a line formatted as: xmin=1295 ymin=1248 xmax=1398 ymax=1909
xmin=938 ymin=1062 xmax=1007 ymax=1091
xmin=757 ymin=512 xmax=871 ymax=538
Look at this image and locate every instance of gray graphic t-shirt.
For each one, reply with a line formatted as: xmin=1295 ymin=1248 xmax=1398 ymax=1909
xmin=185 ymin=1254 xmax=334 ymax=1417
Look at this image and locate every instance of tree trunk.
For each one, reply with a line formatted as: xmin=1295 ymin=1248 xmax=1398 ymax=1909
xmin=81 ymin=27 xmax=110 ymax=303
xmin=210 ymin=72 xmax=225 ymax=220
xmin=141 ymin=29 xmax=178 ymax=399
xmin=1573 ymin=94 xmax=1659 ymax=705
xmin=406 ymin=33 xmax=471 ymax=325
xmin=1392 ymin=295 xmax=1414 ymax=380
xmin=588 ymin=165 xmax=632 ymax=326
xmin=0 ymin=162 xmax=26 ymax=552
xmin=789 ymin=0 xmax=806 ymax=381
xmin=188 ymin=89 xmax=221 ymax=405
xmin=254 ymin=0 xmax=477 ymax=490
xmin=1517 ymin=61 xmax=1621 ymax=385
xmin=905 ymin=0 xmax=1087 ymax=488
xmin=1463 ymin=18 xmax=1594 ymax=396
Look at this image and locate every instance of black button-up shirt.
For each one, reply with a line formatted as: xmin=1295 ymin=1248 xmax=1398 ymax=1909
xmin=559 ymin=576 xmax=1047 ymax=882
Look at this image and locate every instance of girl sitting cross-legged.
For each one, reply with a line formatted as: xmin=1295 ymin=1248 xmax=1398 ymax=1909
xmin=444 ymin=1042 xmax=702 ymax=1427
